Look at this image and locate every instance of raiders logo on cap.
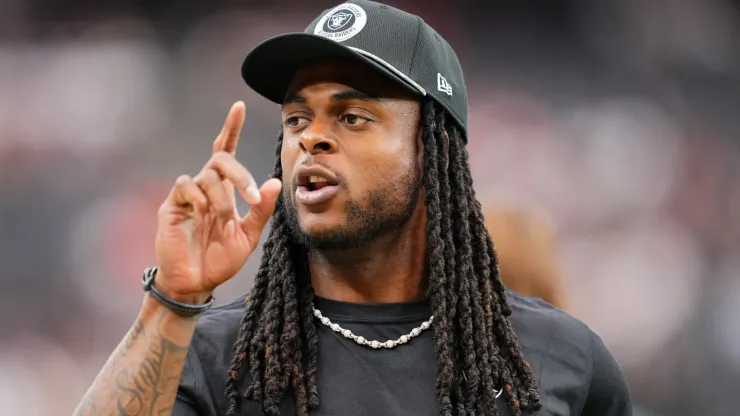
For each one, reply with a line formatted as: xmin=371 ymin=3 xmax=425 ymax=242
xmin=314 ymin=3 xmax=367 ymax=42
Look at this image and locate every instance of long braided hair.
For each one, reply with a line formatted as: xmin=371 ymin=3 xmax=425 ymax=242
xmin=224 ymin=100 xmax=542 ymax=416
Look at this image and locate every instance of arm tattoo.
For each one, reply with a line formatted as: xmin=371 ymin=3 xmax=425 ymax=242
xmin=73 ymin=305 xmax=197 ymax=416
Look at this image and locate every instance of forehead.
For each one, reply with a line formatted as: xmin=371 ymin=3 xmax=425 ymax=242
xmin=284 ymin=59 xmax=419 ymax=103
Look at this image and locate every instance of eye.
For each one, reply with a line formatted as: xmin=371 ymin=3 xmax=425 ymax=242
xmin=284 ymin=115 xmax=310 ymax=128
xmin=339 ymin=113 xmax=371 ymax=126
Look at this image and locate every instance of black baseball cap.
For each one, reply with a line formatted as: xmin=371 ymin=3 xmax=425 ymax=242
xmin=241 ymin=0 xmax=468 ymax=138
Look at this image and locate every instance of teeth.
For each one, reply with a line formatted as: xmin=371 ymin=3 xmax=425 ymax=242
xmin=308 ymin=176 xmax=328 ymax=184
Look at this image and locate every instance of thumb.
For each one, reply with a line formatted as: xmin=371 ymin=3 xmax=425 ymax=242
xmin=240 ymin=178 xmax=282 ymax=249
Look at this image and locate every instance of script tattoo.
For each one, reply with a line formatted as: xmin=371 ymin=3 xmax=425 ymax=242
xmin=73 ymin=308 xmax=196 ymax=416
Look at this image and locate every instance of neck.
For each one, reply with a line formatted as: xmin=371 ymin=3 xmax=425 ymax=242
xmin=308 ymin=210 xmax=428 ymax=304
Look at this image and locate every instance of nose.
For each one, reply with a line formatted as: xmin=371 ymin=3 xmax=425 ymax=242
xmin=298 ymin=119 xmax=337 ymax=155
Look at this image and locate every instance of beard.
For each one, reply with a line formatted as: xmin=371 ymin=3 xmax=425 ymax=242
xmin=283 ymin=165 xmax=422 ymax=252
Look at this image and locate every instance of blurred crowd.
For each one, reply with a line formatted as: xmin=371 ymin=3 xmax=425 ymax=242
xmin=1 ymin=0 xmax=739 ymax=414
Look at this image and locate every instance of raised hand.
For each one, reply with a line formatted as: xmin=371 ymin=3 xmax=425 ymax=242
xmin=154 ymin=101 xmax=282 ymax=304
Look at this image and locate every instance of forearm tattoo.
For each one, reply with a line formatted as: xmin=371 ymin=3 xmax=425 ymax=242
xmin=73 ymin=308 xmax=196 ymax=416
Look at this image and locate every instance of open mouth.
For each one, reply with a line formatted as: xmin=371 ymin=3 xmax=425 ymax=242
xmin=298 ymin=175 xmax=337 ymax=192
xmin=295 ymin=173 xmax=340 ymax=205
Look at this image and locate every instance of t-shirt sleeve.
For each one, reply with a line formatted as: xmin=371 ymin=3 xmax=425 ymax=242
xmin=172 ymin=347 xmax=205 ymax=416
xmin=581 ymin=332 xmax=633 ymax=416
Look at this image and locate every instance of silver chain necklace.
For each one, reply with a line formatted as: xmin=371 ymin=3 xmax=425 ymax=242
xmin=312 ymin=305 xmax=504 ymax=399
xmin=312 ymin=305 xmax=434 ymax=349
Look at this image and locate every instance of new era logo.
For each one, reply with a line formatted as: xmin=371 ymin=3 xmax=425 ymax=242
xmin=437 ymin=73 xmax=452 ymax=96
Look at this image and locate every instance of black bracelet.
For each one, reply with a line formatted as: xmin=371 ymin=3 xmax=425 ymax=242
xmin=142 ymin=267 xmax=214 ymax=316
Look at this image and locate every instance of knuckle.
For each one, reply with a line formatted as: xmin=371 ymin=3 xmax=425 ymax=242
xmin=204 ymin=168 xmax=220 ymax=180
xmin=195 ymin=168 xmax=220 ymax=185
xmin=211 ymin=151 xmax=232 ymax=165
xmin=174 ymin=174 xmax=191 ymax=187
xmin=213 ymin=152 xmax=252 ymax=182
xmin=191 ymin=193 xmax=206 ymax=207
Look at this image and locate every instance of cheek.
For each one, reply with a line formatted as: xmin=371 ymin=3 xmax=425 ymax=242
xmin=346 ymin=146 xmax=415 ymax=197
xmin=375 ymin=137 xmax=416 ymax=177
xmin=280 ymin=137 xmax=301 ymax=180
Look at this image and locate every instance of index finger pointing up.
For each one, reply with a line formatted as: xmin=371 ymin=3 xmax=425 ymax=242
xmin=213 ymin=101 xmax=246 ymax=156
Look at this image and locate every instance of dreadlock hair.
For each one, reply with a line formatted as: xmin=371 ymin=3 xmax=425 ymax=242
xmin=223 ymin=100 xmax=542 ymax=416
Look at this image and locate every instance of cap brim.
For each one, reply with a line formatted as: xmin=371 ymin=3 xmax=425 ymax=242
xmin=241 ymin=33 xmax=425 ymax=105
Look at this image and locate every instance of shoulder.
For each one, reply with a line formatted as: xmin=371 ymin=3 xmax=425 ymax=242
xmin=506 ymin=288 xmax=609 ymax=366
xmin=192 ymin=295 xmax=248 ymax=341
xmin=506 ymin=290 xmax=632 ymax=414
xmin=506 ymin=288 xmax=595 ymax=352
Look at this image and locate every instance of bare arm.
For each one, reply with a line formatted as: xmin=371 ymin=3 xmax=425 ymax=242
xmin=71 ymin=101 xmax=281 ymax=416
xmin=72 ymin=295 xmax=199 ymax=416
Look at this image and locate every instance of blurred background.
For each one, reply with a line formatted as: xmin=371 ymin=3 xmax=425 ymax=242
xmin=1 ymin=0 xmax=739 ymax=414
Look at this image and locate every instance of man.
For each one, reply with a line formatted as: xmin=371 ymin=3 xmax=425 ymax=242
xmin=73 ymin=1 xmax=631 ymax=415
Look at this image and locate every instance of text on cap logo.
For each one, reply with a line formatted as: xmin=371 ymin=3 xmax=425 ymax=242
xmin=314 ymin=3 xmax=367 ymax=43
xmin=437 ymin=73 xmax=453 ymax=96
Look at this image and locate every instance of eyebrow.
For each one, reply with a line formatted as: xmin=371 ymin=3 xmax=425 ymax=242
xmin=282 ymin=94 xmax=306 ymax=106
xmin=282 ymin=90 xmax=381 ymax=107
xmin=331 ymin=90 xmax=380 ymax=102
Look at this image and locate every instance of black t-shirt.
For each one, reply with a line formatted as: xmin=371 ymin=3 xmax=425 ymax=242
xmin=174 ymin=290 xmax=632 ymax=415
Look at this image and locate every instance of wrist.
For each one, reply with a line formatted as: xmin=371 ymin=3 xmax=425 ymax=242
xmin=152 ymin=277 xmax=213 ymax=306
xmin=139 ymin=295 xmax=200 ymax=345
xmin=141 ymin=267 xmax=215 ymax=317
xmin=141 ymin=293 xmax=200 ymax=322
